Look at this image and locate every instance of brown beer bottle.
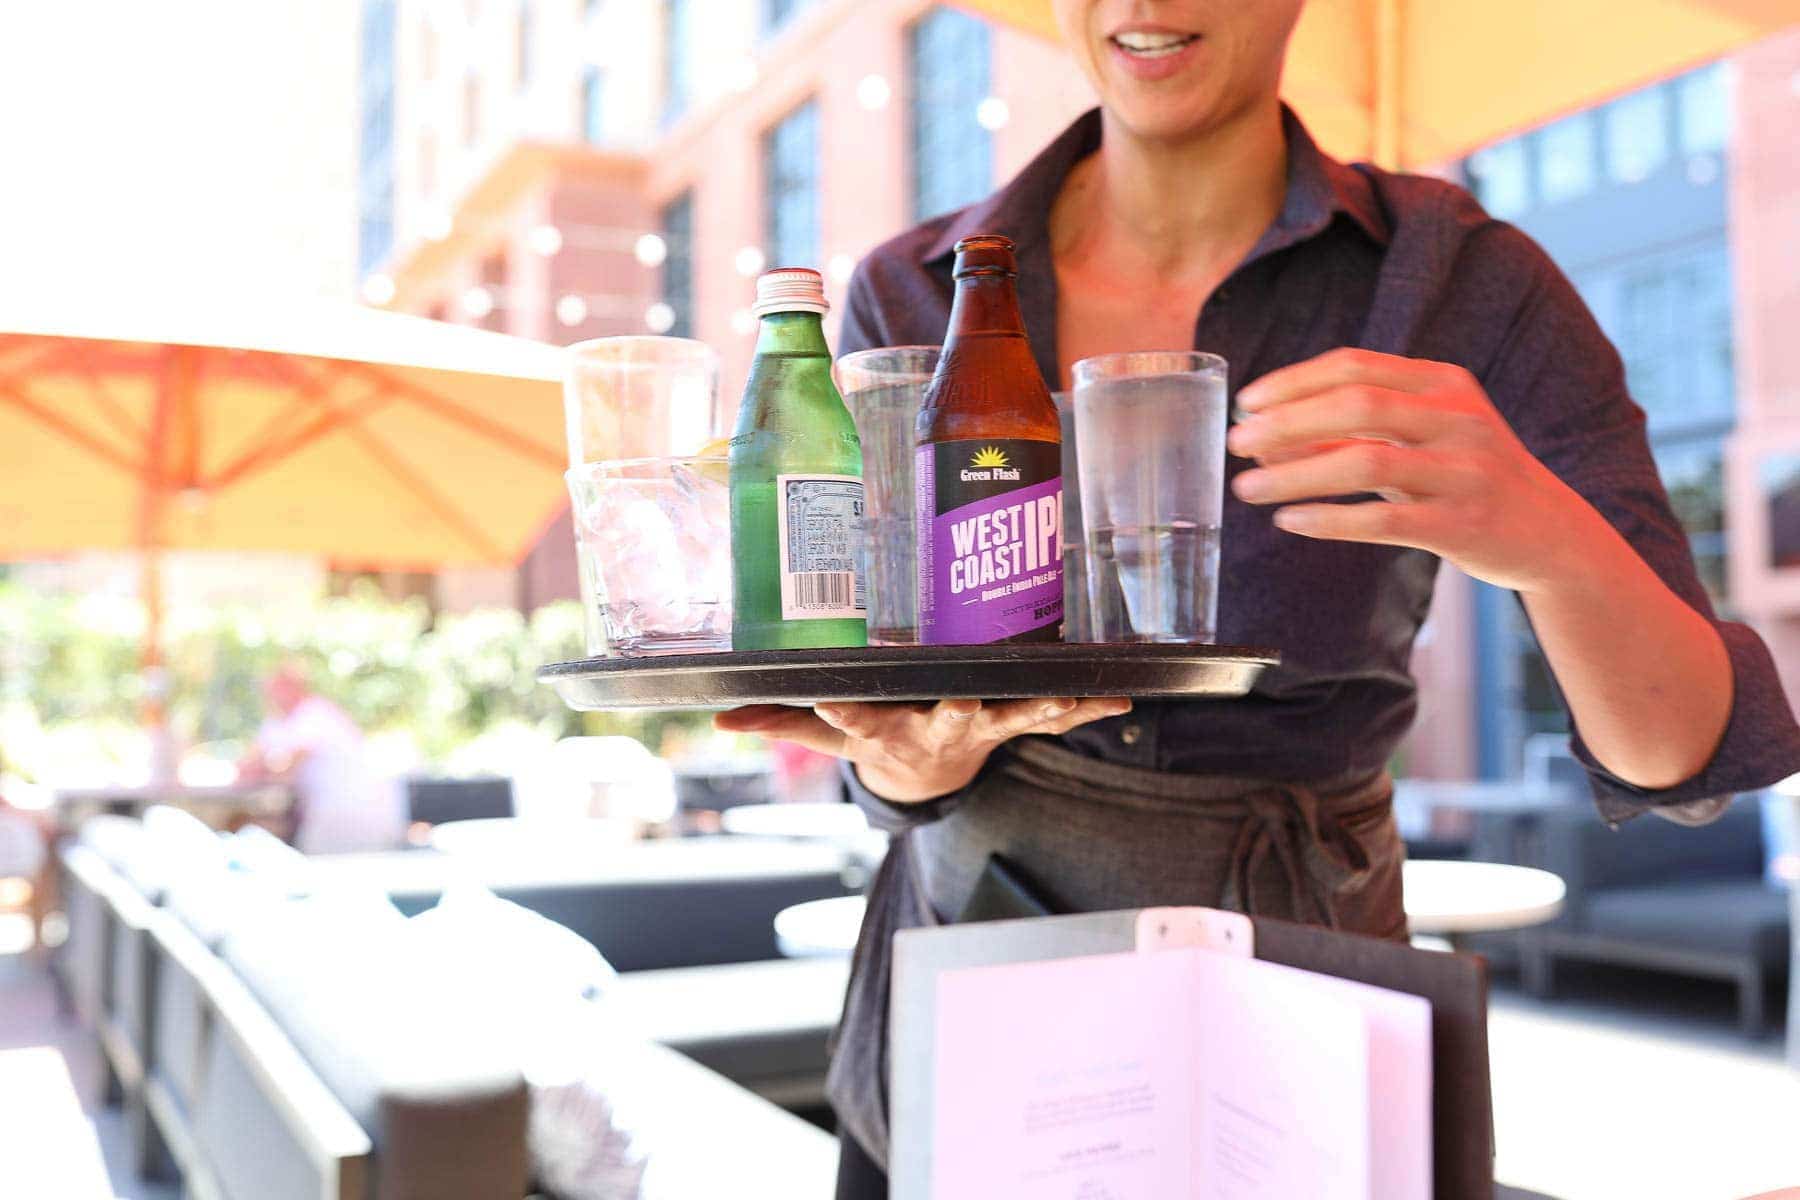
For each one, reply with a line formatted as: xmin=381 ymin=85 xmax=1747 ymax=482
xmin=915 ymin=234 xmax=1063 ymax=644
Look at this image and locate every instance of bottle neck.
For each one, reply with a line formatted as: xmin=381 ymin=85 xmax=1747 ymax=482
xmin=752 ymin=310 xmax=831 ymax=357
xmin=943 ymin=272 xmax=1027 ymax=343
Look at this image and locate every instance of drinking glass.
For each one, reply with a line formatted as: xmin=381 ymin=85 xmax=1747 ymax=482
xmin=835 ymin=346 xmax=940 ymax=644
xmin=1071 ymin=352 xmax=1228 ymax=643
xmin=1051 ymin=392 xmax=1095 ymax=641
xmin=566 ymin=456 xmax=732 ymax=656
xmin=564 ymin=337 xmax=723 ymax=653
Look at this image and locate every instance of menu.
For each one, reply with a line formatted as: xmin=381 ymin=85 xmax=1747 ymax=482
xmin=930 ymin=945 xmax=1431 ymax=1199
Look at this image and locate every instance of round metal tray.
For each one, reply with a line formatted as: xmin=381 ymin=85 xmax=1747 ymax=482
xmin=539 ymin=643 xmax=1280 ymax=711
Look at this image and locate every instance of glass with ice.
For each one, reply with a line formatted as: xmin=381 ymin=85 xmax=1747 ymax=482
xmin=565 ymin=456 xmax=732 ymax=655
xmin=1071 ymin=352 xmax=1228 ymax=644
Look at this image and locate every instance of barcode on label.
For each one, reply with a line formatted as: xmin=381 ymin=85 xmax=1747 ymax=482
xmin=792 ymin=572 xmax=855 ymax=611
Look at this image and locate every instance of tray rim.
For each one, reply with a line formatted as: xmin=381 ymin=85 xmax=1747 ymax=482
xmin=537 ymin=641 xmax=1282 ymax=683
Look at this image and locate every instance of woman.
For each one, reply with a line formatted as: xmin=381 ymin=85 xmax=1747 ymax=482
xmin=718 ymin=1 xmax=1800 ymax=1193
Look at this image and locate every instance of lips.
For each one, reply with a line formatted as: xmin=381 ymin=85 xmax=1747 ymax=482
xmin=1105 ymin=26 xmax=1203 ymax=81
xmin=1110 ymin=29 xmax=1200 ymax=58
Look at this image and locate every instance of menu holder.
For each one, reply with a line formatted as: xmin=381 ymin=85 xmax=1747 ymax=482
xmin=890 ymin=908 xmax=1491 ymax=1200
xmin=538 ymin=643 xmax=1279 ymax=711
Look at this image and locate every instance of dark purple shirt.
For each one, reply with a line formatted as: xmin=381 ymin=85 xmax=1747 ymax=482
xmin=840 ymin=108 xmax=1800 ymax=822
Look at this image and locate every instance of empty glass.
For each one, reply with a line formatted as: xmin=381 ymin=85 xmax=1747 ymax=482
xmin=835 ymin=346 xmax=939 ymax=644
xmin=566 ymin=456 xmax=732 ymax=656
xmin=1071 ymin=352 xmax=1228 ymax=644
xmin=563 ymin=335 xmax=723 ymax=466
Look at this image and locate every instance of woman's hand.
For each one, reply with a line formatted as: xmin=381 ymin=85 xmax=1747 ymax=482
xmin=1228 ymin=348 xmax=1606 ymax=595
xmin=713 ymin=697 xmax=1131 ymax=803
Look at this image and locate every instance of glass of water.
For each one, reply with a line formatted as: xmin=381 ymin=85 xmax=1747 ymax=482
xmin=1071 ymin=352 xmax=1228 ymax=643
xmin=835 ymin=346 xmax=940 ymax=644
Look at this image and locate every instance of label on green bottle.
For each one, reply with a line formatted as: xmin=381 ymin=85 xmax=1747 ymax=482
xmin=776 ymin=474 xmax=867 ymax=621
xmin=917 ymin=439 xmax=1062 ymax=644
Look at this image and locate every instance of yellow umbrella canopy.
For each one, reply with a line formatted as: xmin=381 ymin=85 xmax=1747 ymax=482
xmin=0 ymin=297 xmax=568 ymax=570
xmin=964 ymin=0 xmax=1799 ymax=167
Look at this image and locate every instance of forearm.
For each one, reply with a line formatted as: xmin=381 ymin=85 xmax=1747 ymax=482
xmin=1521 ymin=509 xmax=1731 ymax=791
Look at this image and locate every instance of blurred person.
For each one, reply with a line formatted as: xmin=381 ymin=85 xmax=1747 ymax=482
xmin=239 ymin=660 xmax=404 ymax=854
xmin=0 ymin=757 xmax=53 ymax=952
xmin=714 ymin=1 xmax=1800 ymax=1193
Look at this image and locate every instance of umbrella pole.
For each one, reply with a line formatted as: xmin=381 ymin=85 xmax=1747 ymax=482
xmin=141 ymin=546 xmax=176 ymax=786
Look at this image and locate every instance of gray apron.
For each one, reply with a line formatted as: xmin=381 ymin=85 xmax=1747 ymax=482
xmin=826 ymin=735 xmax=1407 ymax=1170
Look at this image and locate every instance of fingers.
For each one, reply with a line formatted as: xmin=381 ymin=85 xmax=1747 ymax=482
xmin=713 ymin=705 xmax=794 ymax=731
xmin=1229 ymin=386 xmax=1458 ymax=462
xmin=979 ymin=697 xmax=1080 ymax=744
xmin=715 ymin=705 xmax=848 ymax=756
xmin=975 ymin=696 xmax=1134 ymax=744
xmin=1236 ymin=348 xmax=1459 ymax=412
xmin=1233 ymin=442 xmax=1446 ymax=506
xmin=1034 ymin=696 xmax=1135 ymax=736
xmin=1272 ymin=500 xmax=1442 ymax=548
xmin=922 ymin=697 xmax=984 ymax=742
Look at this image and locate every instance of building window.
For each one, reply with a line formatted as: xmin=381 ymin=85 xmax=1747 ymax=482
xmin=516 ymin=0 xmax=532 ymax=89
xmin=762 ymin=0 xmax=812 ymax=36
xmin=1604 ymin=86 xmax=1670 ymax=184
xmin=1467 ymin=138 xmax=1530 ymax=219
xmin=581 ymin=66 xmax=605 ymax=144
xmin=1534 ymin=111 xmax=1596 ymax=207
xmin=764 ymin=100 xmax=820 ymax=270
xmin=661 ymin=190 xmax=695 ymax=339
xmin=1678 ymin=62 xmax=1730 ymax=157
xmin=908 ymin=6 xmax=992 ymax=222
xmin=663 ymin=0 xmax=692 ymax=126
xmin=358 ymin=0 xmax=398 ymax=276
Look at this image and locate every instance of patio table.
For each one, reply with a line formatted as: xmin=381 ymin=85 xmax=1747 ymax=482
xmin=51 ymin=782 xmax=292 ymax=832
xmin=774 ymin=859 xmax=1567 ymax=958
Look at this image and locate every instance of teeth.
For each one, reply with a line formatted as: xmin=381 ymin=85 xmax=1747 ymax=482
xmin=1114 ymin=30 xmax=1194 ymax=53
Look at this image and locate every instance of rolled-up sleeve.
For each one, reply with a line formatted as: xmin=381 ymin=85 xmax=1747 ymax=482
xmin=1473 ymin=225 xmax=1800 ymax=823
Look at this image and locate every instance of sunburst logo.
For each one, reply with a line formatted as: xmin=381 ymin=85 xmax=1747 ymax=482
xmin=970 ymin=446 xmax=1010 ymax=469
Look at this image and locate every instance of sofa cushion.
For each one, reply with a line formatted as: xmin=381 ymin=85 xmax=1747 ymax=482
xmin=408 ymin=882 xmax=617 ymax=1000
xmin=1581 ymin=881 xmax=1790 ymax=971
xmin=222 ymin=896 xmax=530 ymax=1200
xmin=603 ymin=957 xmax=849 ymax=1088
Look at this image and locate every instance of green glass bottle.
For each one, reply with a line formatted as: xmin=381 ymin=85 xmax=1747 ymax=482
xmin=729 ymin=268 xmax=868 ymax=650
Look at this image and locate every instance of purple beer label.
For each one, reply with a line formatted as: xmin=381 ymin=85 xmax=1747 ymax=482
xmin=915 ymin=438 xmax=1063 ymax=644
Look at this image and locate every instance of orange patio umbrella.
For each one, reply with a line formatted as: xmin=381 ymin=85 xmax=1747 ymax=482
xmin=963 ymin=0 xmax=1799 ymax=168
xmin=0 ymin=295 xmax=570 ymax=669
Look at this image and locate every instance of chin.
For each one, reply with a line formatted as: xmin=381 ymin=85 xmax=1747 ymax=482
xmin=1102 ymin=94 xmax=1233 ymax=144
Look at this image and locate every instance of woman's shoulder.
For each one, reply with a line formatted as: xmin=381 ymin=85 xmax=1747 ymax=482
xmin=854 ymin=208 xmax=965 ymax=286
xmin=842 ymin=208 xmax=968 ymax=352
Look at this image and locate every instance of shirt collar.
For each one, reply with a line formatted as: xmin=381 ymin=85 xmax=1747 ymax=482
xmin=919 ymin=104 xmax=1390 ymax=269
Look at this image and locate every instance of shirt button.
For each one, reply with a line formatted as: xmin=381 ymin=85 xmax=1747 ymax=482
xmin=1119 ymin=724 xmax=1143 ymax=746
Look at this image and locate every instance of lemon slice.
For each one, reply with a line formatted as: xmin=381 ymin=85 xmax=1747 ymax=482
xmin=693 ymin=437 xmax=733 ymax=485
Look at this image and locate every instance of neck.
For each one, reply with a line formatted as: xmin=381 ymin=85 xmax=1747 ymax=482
xmin=1053 ymin=99 xmax=1289 ymax=281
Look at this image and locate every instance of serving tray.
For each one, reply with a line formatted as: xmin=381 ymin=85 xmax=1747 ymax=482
xmin=539 ymin=643 xmax=1280 ymax=711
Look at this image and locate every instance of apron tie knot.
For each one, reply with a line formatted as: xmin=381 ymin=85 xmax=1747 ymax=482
xmin=1218 ymin=786 xmax=1376 ymax=930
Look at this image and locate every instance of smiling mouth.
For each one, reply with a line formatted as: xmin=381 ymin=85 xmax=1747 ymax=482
xmin=1110 ymin=30 xmax=1201 ymax=59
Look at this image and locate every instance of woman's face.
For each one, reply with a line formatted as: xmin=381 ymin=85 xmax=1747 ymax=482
xmin=1052 ymin=0 xmax=1304 ymax=141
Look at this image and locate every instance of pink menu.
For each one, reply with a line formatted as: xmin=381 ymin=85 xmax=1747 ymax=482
xmin=930 ymin=945 xmax=1431 ymax=1199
